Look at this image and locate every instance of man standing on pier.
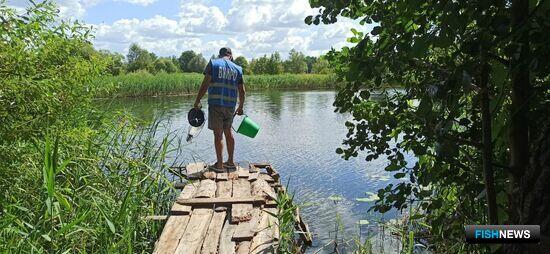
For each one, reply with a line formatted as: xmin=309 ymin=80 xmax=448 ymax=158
xmin=193 ymin=47 xmax=246 ymax=172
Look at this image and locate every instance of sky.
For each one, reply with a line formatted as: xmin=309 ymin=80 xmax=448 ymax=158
xmin=7 ymin=0 xmax=373 ymax=59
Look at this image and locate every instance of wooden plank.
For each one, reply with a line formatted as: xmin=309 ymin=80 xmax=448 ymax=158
xmin=217 ymin=172 xmax=229 ymax=180
xmin=251 ymin=178 xmax=276 ymax=200
xmin=249 ymin=164 xmax=260 ymax=173
xmin=194 ymin=179 xmax=217 ymax=198
xmin=258 ymin=173 xmax=275 ymax=183
xmin=248 ymin=172 xmax=260 ymax=181
xmin=295 ymin=207 xmax=312 ymax=245
xmin=218 ymin=218 xmax=237 ymax=254
xmin=174 ymin=208 xmax=214 ymax=254
xmin=174 ymin=182 xmax=186 ymax=189
xmin=235 ymin=241 xmax=251 ymax=254
xmin=236 ymin=166 xmax=250 ymax=178
xmin=232 ymin=179 xmax=252 ymax=198
xmin=153 ymin=215 xmax=191 ymax=254
xmin=172 ymin=183 xmax=198 ymax=215
xmin=143 ymin=215 xmax=168 ymax=221
xmin=177 ymin=197 xmax=266 ymax=206
xmin=200 ymin=210 xmax=227 ymax=254
xmin=232 ymin=207 xmax=261 ymax=241
xmin=249 ymin=209 xmax=277 ymax=254
xmin=216 ymin=180 xmax=233 ymax=198
xmin=231 ymin=203 xmax=253 ymax=223
xmin=186 ymin=162 xmax=206 ymax=176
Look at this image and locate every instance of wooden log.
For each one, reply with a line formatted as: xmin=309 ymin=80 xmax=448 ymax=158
xmin=250 ymin=209 xmax=277 ymax=254
xmin=216 ymin=179 xmax=233 ymax=198
xmin=177 ymin=197 xmax=266 ymax=206
xmin=174 ymin=208 xmax=214 ymax=254
xmin=235 ymin=241 xmax=251 ymax=254
xmin=153 ymin=215 xmax=191 ymax=254
xmin=232 ymin=208 xmax=261 ymax=241
xmin=218 ymin=219 xmax=237 ymax=254
xmin=231 ymin=203 xmax=253 ymax=223
xmin=295 ymin=207 xmax=312 ymax=245
xmin=171 ymin=183 xmax=198 ymax=215
xmin=249 ymin=164 xmax=260 ymax=173
xmin=251 ymin=178 xmax=277 ymax=200
xmin=174 ymin=182 xmax=186 ymax=189
xmin=194 ymin=179 xmax=217 ymax=198
xmin=200 ymin=210 xmax=227 ymax=254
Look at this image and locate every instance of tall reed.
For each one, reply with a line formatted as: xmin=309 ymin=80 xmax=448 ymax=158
xmin=95 ymin=72 xmax=338 ymax=97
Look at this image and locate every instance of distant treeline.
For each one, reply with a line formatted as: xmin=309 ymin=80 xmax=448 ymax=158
xmin=100 ymin=43 xmax=333 ymax=76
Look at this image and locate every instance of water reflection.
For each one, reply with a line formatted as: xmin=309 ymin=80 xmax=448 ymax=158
xmin=100 ymin=90 xmax=413 ymax=253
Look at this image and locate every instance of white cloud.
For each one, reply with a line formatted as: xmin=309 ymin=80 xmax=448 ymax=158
xmin=87 ymin=0 xmax=367 ymax=59
xmin=115 ymin=0 xmax=157 ymax=6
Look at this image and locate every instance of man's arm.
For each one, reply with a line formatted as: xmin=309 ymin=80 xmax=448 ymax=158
xmin=236 ymin=82 xmax=245 ymax=115
xmin=194 ymin=74 xmax=211 ymax=108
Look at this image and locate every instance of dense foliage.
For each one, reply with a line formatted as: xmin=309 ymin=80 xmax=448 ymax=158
xmin=308 ymin=0 xmax=549 ymax=252
xmin=0 ymin=2 xmax=176 ymax=252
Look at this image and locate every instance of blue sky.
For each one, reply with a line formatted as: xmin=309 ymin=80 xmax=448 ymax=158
xmin=8 ymin=0 xmax=373 ymax=59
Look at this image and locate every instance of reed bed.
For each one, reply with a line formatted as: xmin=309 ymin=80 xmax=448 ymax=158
xmin=0 ymin=116 xmax=182 ymax=253
xmin=95 ymin=72 xmax=338 ymax=97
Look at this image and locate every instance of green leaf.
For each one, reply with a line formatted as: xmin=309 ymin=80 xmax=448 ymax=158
xmin=394 ymin=172 xmax=406 ymax=178
xmin=371 ymin=26 xmax=382 ymax=35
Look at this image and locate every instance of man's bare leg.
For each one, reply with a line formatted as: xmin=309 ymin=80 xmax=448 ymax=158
xmin=213 ymin=128 xmax=224 ymax=169
xmin=224 ymin=127 xmax=235 ymax=165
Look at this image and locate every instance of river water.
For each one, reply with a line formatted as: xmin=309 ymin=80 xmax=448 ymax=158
xmin=103 ymin=90 xmax=414 ymax=253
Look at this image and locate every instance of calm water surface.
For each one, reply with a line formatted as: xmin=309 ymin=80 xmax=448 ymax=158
xmin=103 ymin=90 xmax=413 ymax=253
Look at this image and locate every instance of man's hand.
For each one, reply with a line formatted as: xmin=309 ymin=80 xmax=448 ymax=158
xmin=235 ymin=107 xmax=244 ymax=115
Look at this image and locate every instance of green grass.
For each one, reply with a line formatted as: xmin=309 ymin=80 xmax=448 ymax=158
xmin=95 ymin=72 xmax=338 ymax=97
xmin=0 ymin=116 xmax=180 ymax=253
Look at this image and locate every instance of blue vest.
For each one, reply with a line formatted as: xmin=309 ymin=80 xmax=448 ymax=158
xmin=208 ymin=58 xmax=243 ymax=107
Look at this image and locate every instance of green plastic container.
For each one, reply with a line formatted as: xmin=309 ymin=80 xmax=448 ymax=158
xmin=236 ymin=115 xmax=260 ymax=138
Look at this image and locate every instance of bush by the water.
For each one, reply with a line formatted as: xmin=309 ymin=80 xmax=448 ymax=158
xmin=0 ymin=2 xmax=176 ymax=252
xmin=95 ymin=71 xmax=338 ymax=97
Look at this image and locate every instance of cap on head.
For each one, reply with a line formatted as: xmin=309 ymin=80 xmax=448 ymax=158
xmin=219 ymin=47 xmax=232 ymax=57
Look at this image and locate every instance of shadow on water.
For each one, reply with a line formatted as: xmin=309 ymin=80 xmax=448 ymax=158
xmin=99 ymin=89 xmax=414 ymax=253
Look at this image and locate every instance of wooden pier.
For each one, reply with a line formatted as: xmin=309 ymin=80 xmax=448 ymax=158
xmin=152 ymin=162 xmax=312 ymax=254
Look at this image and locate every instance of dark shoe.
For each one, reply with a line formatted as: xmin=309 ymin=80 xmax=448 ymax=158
xmin=223 ymin=162 xmax=237 ymax=169
xmin=208 ymin=164 xmax=225 ymax=173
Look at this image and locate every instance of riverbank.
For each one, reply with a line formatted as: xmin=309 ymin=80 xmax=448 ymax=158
xmin=95 ymin=72 xmax=338 ymax=97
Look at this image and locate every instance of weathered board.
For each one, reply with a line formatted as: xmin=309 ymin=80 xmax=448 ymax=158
xmin=154 ymin=162 xmax=311 ymax=254
xmin=153 ymin=215 xmax=190 ymax=254
xmin=175 ymin=208 xmax=214 ymax=254
xmin=200 ymin=210 xmax=227 ymax=254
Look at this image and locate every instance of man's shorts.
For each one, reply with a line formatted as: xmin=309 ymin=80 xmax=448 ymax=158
xmin=208 ymin=105 xmax=235 ymax=130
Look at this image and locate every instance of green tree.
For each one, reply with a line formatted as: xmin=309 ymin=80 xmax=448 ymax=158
xmin=266 ymin=52 xmax=284 ymax=74
xmin=177 ymin=50 xmax=197 ymax=72
xmin=311 ymin=57 xmax=331 ymax=74
xmin=305 ymin=56 xmax=317 ymax=73
xmin=233 ymin=56 xmax=249 ymax=74
xmin=186 ymin=54 xmax=207 ymax=73
xmin=308 ymin=0 xmax=549 ymax=252
xmin=126 ymin=43 xmax=156 ymax=73
xmin=153 ymin=58 xmax=178 ymax=73
xmin=99 ymin=50 xmax=126 ymax=75
xmin=283 ymin=49 xmax=308 ymax=74
xmin=250 ymin=55 xmax=268 ymax=74
xmin=0 ymin=1 xmax=108 ymax=145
